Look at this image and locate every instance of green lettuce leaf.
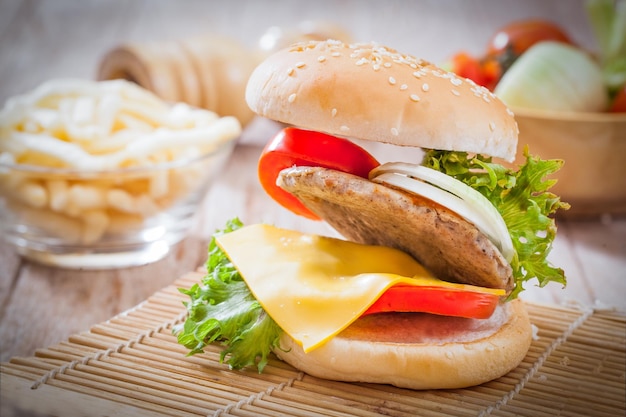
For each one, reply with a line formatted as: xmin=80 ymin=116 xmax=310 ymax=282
xmin=586 ymin=0 xmax=626 ymax=95
xmin=173 ymin=218 xmax=282 ymax=372
xmin=422 ymin=147 xmax=570 ymax=299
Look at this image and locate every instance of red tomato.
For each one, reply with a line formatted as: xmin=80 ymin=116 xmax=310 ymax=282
xmin=479 ymin=57 xmax=503 ymax=91
xmin=258 ymin=127 xmax=380 ymax=220
xmin=486 ymin=19 xmax=573 ymax=75
xmin=487 ymin=19 xmax=572 ymax=57
xmin=609 ymin=85 xmax=626 ymax=112
xmin=450 ymin=52 xmax=502 ymax=91
xmin=450 ymin=52 xmax=487 ymax=86
xmin=363 ymin=285 xmax=500 ymax=319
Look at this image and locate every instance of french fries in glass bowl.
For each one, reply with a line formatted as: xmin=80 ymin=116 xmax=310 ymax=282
xmin=0 ymin=79 xmax=241 ymax=268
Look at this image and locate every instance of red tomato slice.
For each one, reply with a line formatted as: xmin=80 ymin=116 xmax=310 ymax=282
xmin=258 ymin=127 xmax=380 ymax=220
xmin=363 ymin=285 xmax=500 ymax=319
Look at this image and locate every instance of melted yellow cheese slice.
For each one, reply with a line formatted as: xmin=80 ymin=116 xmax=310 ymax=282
xmin=216 ymin=224 xmax=505 ymax=353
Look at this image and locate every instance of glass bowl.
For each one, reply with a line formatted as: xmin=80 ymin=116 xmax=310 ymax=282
xmin=0 ymin=140 xmax=235 ymax=269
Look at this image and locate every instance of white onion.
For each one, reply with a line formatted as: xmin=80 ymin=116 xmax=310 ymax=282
xmin=494 ymin=41 xmax=608 ymax=112
xmin=370 ymin=163 xmax=514 ymax=262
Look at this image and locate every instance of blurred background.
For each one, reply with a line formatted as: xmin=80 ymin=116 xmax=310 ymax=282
xmin=0 ymin=0 xmax=596 ymax=104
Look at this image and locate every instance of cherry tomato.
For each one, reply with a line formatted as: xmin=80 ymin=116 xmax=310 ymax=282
xmin=609 ymin=85 xmax=626 ymax=112
xmin=486 ymin=19 xmax=573 ymax=73
xmin=363 ymin=285 xmax=500 ymax=319
xmin=450 ymin=52 xmax=503 ymax=91
xmin=479 ymin=57 xmax=503 ymax=91
xmin=258 ymin=127 xmax=380 ymax=220
xmin=450 ymin=52 xmax=488 ymax=86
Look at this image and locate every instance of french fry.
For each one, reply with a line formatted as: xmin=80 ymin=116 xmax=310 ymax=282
xmin=11 ymin=202 xmax=83 ymax=244
xmin=16 ymin=181 xmax=48 ymax=208
xmin=67 ymin=184 xmax=107 ymax=211
xmin=106 ymin=188 xmax=136 ymax=214
xmin=46 ymin=179 xmax=69 ymax=212
xmin=81 ymin=209 xmax=109 ymax=244
xmin=0 ymin=79 xmax=241 ymax=247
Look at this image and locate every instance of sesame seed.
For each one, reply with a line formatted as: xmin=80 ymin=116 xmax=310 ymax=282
xmin=331 ymin=108 xmax=337 ymax=117
xmin=295 ymin=62 xmax=306 ymax=68
xmin=391 ymin=127 xmax=399 ymax=136
xmin=318 ymin=55 xmax=326 ymax=62
xmin=331 ymin=52 xmax=341 ymax=57
xmin=287 ymin=67 xmax=295 ymax=76
xmin=288 ymin=93 xmax=297 ymax=103
xmin=451 ymin=89 xmax=460 ymax=96
xmin=412 ymin=71 xmax=422 ymax=78
xmin=410 ymin=94 xmax=420 ymax=102
xmin=340 ymin=125 xmax=350 ymax=132
xmin=384 ymin=62 xmax=392 ymax=68
xmin=400 ymin=84 xmax=408 ymax=90
xmin=450 ymin=77 xmax=462 ymax=86
xmin=422 ymin=83 xmax=430 ymax=92
xmin=489 ymin=121 xmax=496 ymax=131
xmin=355 ymin=57 xmax=368 ymax=66
xmin=388 ymin=76 xmax=396 ymax=85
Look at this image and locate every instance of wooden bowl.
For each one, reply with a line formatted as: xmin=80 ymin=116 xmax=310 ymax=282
xmin=510 ymin=108 xmax=626 ymax=218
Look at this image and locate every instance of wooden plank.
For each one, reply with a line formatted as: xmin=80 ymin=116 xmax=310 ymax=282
xmin=0 ymin=237 xmax=207 ymax=362
xmin=0 ymin=239 xmax=22 ymax=313
xmin=568 ymin=218 xmax=626 ymax=310
xmin=1 ymin=374 xmax=174 ymax=417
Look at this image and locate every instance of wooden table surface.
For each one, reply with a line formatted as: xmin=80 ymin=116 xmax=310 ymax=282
xmin=1 ymin=0 xmax=624 ymax=397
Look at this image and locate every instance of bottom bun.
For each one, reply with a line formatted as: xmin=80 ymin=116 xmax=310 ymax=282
xmin=274 ymin=299 xmax=532 ymax=390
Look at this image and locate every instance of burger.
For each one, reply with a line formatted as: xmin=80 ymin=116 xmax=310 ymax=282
xmin=175 ymin=40 xmax=569 ymax=390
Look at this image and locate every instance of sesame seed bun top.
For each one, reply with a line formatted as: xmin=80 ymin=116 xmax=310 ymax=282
xmin=246 ymin=40 xmax=519 ymax=162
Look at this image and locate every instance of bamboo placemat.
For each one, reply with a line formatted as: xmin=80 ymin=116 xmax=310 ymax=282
xmin=2 ymin=270 xmax=625 ymax=417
